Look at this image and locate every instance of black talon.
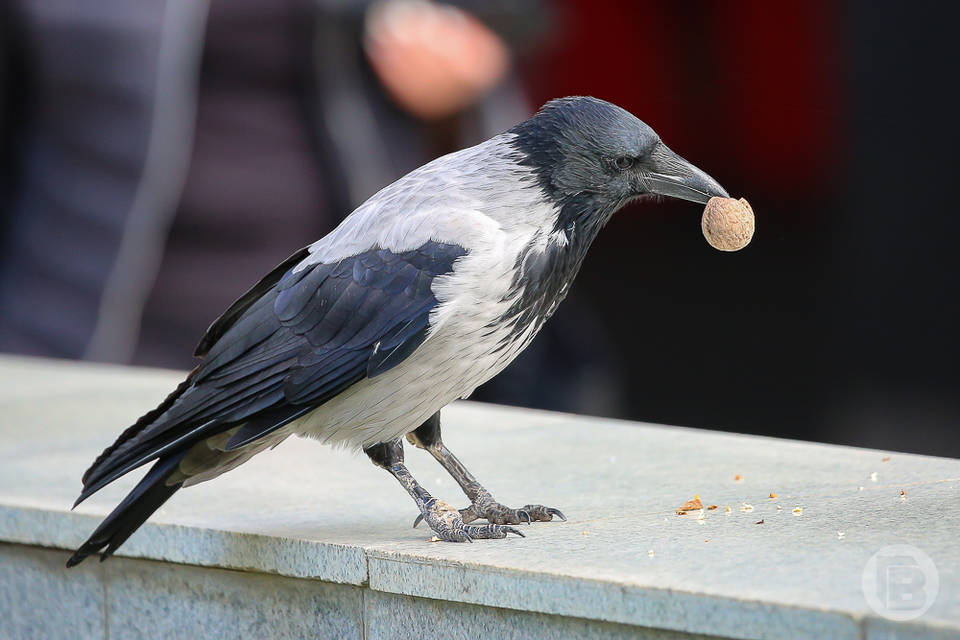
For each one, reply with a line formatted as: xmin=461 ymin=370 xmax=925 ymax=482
xmin=547 ymin=507 xmax=567 ymax=521
xmin=413 ymin=513 xmax=424 ymax=528
xmin=518 ymin=510 xmax=531 ymax=524
xmin=507 ymin=526 xmax=525 ymax=538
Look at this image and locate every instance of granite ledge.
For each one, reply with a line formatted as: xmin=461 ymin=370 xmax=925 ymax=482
xmin=1 ymin=355 xmax=958 ymax=640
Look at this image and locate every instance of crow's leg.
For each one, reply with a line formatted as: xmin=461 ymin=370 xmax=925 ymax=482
xmin=364 ymin=439 xmax=524 ymax=542
xmin=406 ymin=412 xmax=566 ymax=527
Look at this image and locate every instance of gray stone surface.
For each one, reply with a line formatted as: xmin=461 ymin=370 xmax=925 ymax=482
xmin=0 ymin=544 xmax=105 ymax=640
xmin=0 ymin=543 xmax=364 ymax=640
xmin=865 ymin=619 xmax=960 ymax=640
xmin=365 ymin=590 xmax=726 ymax=640
xmin=1 ymin=355 xmax=958 ymax=639
xmin=105 ymin=556 xmax=363 ymax=639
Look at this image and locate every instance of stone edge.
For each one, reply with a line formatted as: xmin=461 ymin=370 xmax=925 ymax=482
xmin=6 ymin=503 xmax=951 ymax=640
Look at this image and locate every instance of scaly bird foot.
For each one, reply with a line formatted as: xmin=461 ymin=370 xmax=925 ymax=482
xmin=414 ymin=489 xmax=566 ymax=528
xmin=417 ymin=498 xmax=525 ymax=542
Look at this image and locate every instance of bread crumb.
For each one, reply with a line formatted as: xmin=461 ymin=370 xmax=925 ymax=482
xmin=740 ymin=503 xmax=754 ymax=512
xmin=792 ymin=506 xmax=803 ymax=515
xmin=428 ymin=536 xmax=441 ymax=543
xmin=882 ymin=456 xmax=891 ymax=462
xmin=768 ymin=493 xmax=778 ymax=499
xmin=648 ymin=549 xmax=655 ymax=557
xmin=676 ymin=496 xmax=704 ymax=514
xmin=707 ymin=505 xmax=718 ymax=510
xmin=870 ymin=472 xmax=879 ymax=482
xmin=734 ymin=474 xmax=743 ymax=483
xmin=755 ymin=519 xmax=765 ymax=525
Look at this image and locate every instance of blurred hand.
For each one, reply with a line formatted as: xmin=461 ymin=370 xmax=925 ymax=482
xmin=364 ymin=0 xmax=510 ymax=120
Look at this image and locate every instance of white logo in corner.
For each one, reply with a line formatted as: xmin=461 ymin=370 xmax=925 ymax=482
xmin=862 ymin=544 xmax=939 ymax=621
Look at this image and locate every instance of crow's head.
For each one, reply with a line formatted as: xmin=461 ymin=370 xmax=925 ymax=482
xmin=510 ymin=97 xmax=728 ymax=227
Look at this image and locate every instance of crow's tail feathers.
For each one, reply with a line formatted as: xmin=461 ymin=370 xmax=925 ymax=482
xmin=66 ymin=453 xmax=185 ymax=568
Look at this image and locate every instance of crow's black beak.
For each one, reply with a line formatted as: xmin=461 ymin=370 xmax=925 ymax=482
xmin=642 ymin=142 xmax=728 ymax=205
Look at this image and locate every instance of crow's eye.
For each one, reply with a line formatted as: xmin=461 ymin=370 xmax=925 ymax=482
xmin=613 ymin=156 xmax=634 ymax=170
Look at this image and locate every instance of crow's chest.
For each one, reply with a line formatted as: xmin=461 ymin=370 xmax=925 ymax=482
xmin=498 ymin=233 xmax=589 ymax=336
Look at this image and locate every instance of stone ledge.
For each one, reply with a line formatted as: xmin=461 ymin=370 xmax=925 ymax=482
xmin=2 ymin=544 xmax=722 ymax=640
xmin=0 ymin=355 xmax=957 ymax=639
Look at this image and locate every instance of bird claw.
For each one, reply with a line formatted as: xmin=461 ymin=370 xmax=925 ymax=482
xmin=417 ymin=500 xmax=525 ymax=542
xmin=467 ymin=490 xmax=566 ymax=525
xmin=459 ymin=523 xmax=524 ymax=541
xmin=413 ymin=493 xmax=566 ymax=532
xmin=528 ymin=505 xmax=566 ymax=522
xmin=443 ymin=523 xmax=525 ymax=542
xmin=506 ymin=503 xmax=564 ymax=523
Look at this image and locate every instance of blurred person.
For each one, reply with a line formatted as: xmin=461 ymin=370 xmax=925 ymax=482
xmin=0 ymin=0 xmax=623 ymax=416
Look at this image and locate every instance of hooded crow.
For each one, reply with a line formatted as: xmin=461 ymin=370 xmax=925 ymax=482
xmin=67 ymin=96 xmax=728 ymax=566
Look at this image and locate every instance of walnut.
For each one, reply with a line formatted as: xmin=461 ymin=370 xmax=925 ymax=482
xmin=702 ymin=197 xmax=755 ymax=251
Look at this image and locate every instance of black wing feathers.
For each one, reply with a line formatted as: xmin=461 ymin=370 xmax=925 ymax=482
xmin=68 ymin=452 xmax=186 ymax=566
xmin=195 ymin=247 xmax=310 ymax=357
xmin=79 ymin=242 xmax=466 ymax=498
xmin=81 ymin=372 xmax=197 ymax=485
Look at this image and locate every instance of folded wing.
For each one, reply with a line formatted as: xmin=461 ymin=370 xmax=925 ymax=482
xmin=78 ymin=241 xmax=467 ymax=503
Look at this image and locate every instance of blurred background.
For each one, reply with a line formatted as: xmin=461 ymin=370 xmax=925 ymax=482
xmin=1 ymin=0 xmax=957 ymax=456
